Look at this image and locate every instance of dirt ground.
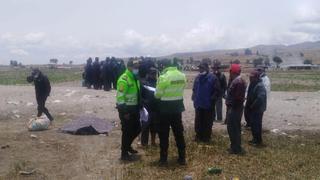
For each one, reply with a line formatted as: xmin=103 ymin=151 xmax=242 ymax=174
xmin=0 ymin=83 xmax=319 ymax=179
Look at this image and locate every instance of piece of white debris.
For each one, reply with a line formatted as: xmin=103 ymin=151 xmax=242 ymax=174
xmin=64 ymin=90 xmax=77 ymax=97
xmin=12 ymin=110 xmax=19 ymax=114
xmin=30 ymin=134 xmax=37 ymax=139
xmin=85 ymin=110 xmax=93 ymax=114
xmin=19 ymin=169 xmax=36 ymax=175
xmin=59 ymin=112 xmax=67 ymax=116
xmin=281 ymin=132 xmax=288 ymax=136
xmin=288 ymin=135 xmax=298 ymax=138
xmin=287 ymin=123 xmax=293 ymax=126
xmin=7 ymin=101 xmax=19 ymax=105
xmin=271 ymin=129 xmax=280 ymax=133
xmin=52 ymin=100 xmax=62 ymax=103
xmin=80 ymin=95 xmax=91 ymax=102
xmin=14 ymin=114 xmax=21 ymax=118
xmin=26 ymin=102 xmax=34 ymax=106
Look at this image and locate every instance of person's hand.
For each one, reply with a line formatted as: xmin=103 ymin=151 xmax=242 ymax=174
xmin=124 ymin=113 xmax=130 ymax=120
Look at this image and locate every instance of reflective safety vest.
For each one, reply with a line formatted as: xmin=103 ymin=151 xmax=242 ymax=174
xmin=116 ymin=69 xmax=140 ymax=108
xmin=155 ymin=67 xmax=186 ymax=101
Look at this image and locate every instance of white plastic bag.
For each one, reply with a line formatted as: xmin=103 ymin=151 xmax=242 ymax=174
xmin=140 ymin=107 xmax=149 ymax=123
xmin=28 ymin=116 xmax=50 ymax=131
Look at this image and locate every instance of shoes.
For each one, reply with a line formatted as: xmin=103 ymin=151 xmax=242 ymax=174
xmin=177 ymin=158 xmax=186 ymax=165
xmin=120 ymin=153 xmax=134 ymax=161
xmin=158 ymin=159 xmax=168 ymax=166
xmin=227 ymin=148 xmax=246 ymax=155
xmin=128 ymin=147 xmax=138 ymax=154
xmin=248 ymin=140 xmax=263 ymax=147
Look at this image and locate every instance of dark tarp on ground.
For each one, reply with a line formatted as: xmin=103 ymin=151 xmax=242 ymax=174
xmin=61 ymin=116 xmax=113 ymax=135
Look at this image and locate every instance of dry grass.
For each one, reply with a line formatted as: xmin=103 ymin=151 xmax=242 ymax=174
xmin=2 ymin=160 xmax=48 ymax=180
xmin=123 ymin=129 xmax=320 ymax=179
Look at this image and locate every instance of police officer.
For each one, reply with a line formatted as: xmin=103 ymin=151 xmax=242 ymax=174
xmin=116 ymin=58 xmax=141 ymax=161
xmin=84 ymin=57 xmax=93 ymax=89
xmin=155 ymin=60 xmax=187 ymax=165
xmin=102 ymin=58 xmax=112 ymax=91
xmin=92 ymin=57 xmax=101 ymax=90
xmin=111 ymin=57 xmax=118 ymax=89
xmin=27 ymin=69 xmax=54 ymax=121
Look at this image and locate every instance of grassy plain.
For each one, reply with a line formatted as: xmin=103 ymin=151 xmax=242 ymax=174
xmin=122 ymin=130 xmax=320 ymax=180
xmin=0 ymin=67 xmax=82 ymax=85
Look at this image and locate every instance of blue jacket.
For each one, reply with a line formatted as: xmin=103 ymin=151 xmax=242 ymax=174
xmin=192 ymin=73 xmax=220 ymax=110
xmin=245 ymin=80 xmax=267 ymax=113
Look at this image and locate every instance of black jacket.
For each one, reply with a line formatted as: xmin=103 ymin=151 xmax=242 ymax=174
xmin=141 ymin=78 xmax=157 ymax=112
xmin=34 ymin=74 xmax=51 ymax=98
xmin=245 ymin=80 xmax=267 ymax=113
xmin=215 ymin=72 xmax=227 ymax=97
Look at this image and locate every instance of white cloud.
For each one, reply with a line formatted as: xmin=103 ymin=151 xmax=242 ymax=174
xmin=9 ymin=48 xmax=29 ymax=56
xmin=291 ymin=23 xmax=320 ymax=34
xmin=23 ymin=32 xmax=46 ymax=43
xmin=289 ymin=5 xmax=320 ymax=42
xmin=2 ymin=1 xmax=320 ymax=65
xmin=295 ymin=4 xmax=320 ymax=23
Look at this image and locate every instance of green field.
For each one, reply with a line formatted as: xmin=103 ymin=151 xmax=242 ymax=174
xmin=122 ymin=130 xmax=320 ymax=179
xmin=0 ymin=67 xmax=82 ymax=85
xmin=0 ymin=68 xmax=319 ymax=92
xmin=269 ymin=70 xmax=320 ymax=92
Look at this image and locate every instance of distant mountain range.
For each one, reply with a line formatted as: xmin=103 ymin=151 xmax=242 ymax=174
xmin=165 ymin=41 xmax=320 ymax=65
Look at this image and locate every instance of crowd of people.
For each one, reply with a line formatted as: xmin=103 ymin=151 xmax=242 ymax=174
xmin=26 ymin=57 xmax=270 ymax=166
xmin=83 ymin=57 xmax=126 ymax=91
xmin=115 ymin=58 xmax=270 ymax=165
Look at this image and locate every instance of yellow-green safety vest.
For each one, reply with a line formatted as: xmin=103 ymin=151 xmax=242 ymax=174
xmin=116 ymin=69 xmax=140 ymax=106
xmin=155 ymin=67 xmax=186 ymax=101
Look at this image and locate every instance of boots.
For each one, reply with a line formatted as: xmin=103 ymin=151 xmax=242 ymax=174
xmin=177 ymin=149 xmax=186 ymax=165
xmin=128 ymin=146 xmax=138 ymax=154
xmin=158 ymin=150 xmax=168 ymax=166
xmin=120 ymin=151 xmax=133 ymax=161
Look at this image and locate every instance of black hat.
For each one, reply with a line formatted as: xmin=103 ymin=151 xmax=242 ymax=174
xmin=148 ymin=67 xmax=157 ymax=74
xmin=127 ymin=58 xmax=140 ymax=67
xmin=198 ymin=62 xmax=209 ymax=69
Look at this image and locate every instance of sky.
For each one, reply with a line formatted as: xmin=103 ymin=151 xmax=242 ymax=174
xmin=0 ymin=0 xmax=320 ymax=64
